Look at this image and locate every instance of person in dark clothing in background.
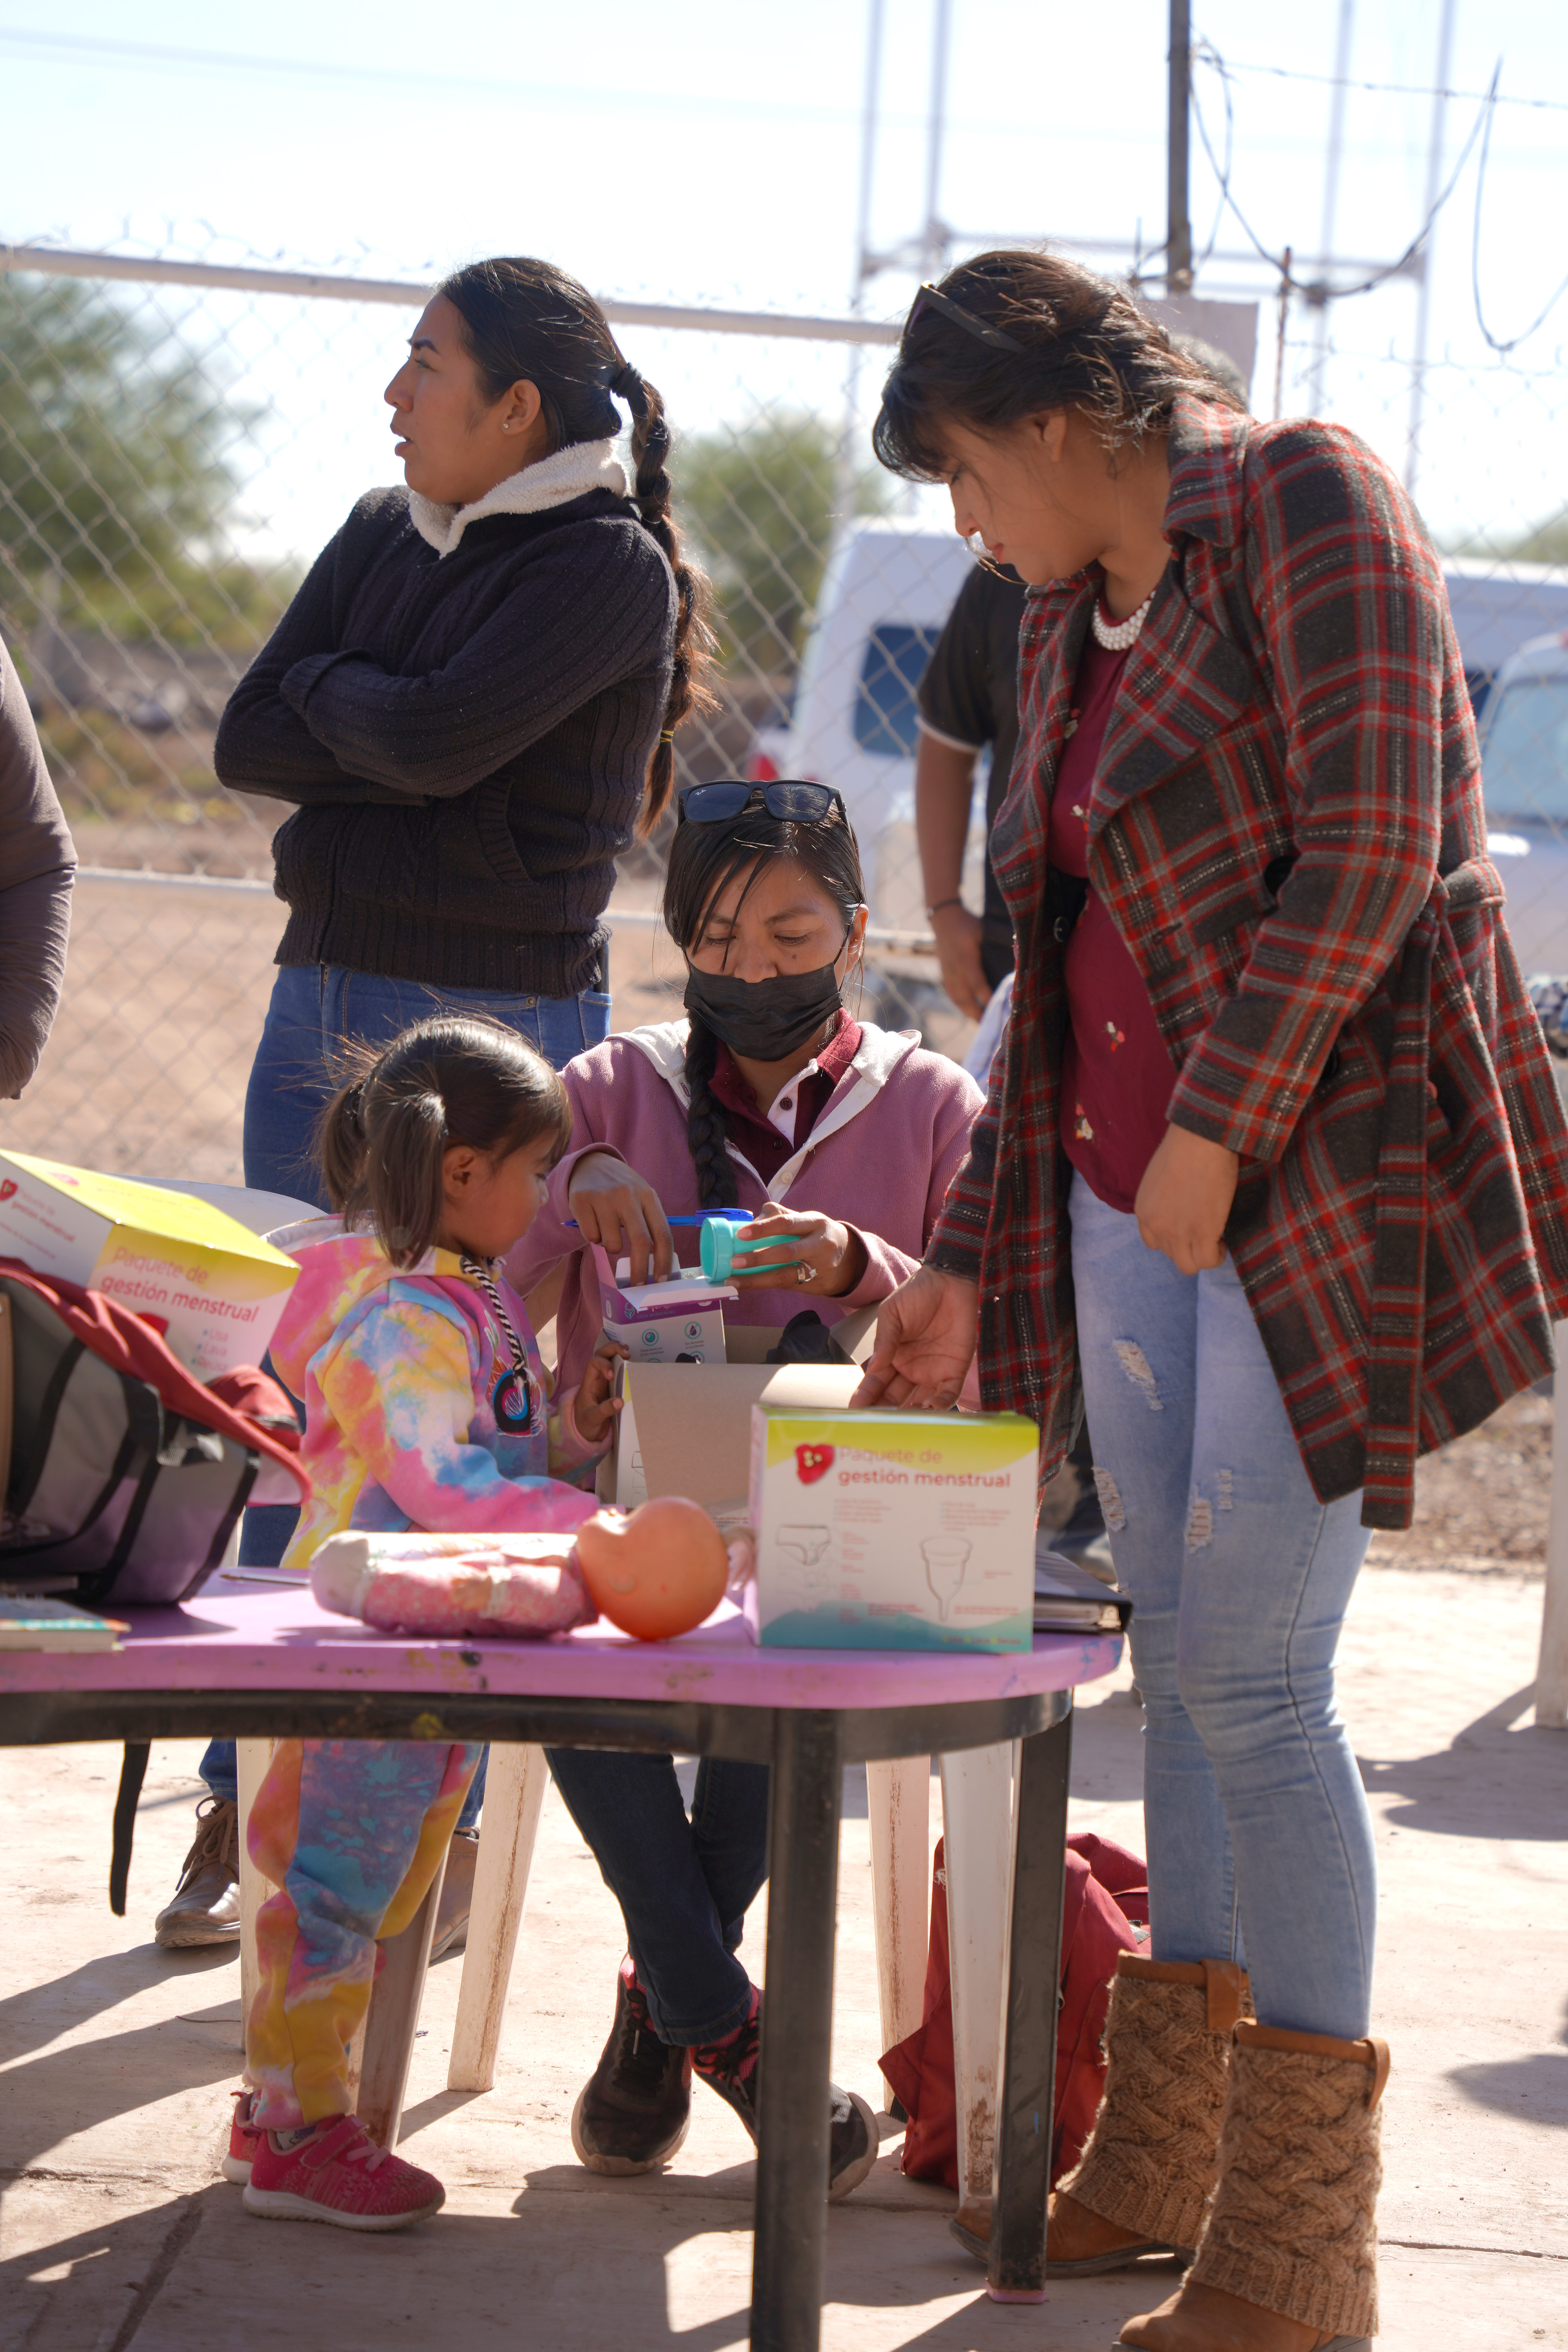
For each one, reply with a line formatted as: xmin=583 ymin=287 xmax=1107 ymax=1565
xmin=914 ymin=560 xmax=1027 ymax=1021
xmin=916 ymin=561 xmax=1107 ymax=1565
xmin=0 ymin=640 xmax=74 ymax=1098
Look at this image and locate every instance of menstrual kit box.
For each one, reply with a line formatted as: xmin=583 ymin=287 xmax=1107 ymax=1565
xmin=0 ymin=1151 xmax=298 ymax=1379
xmin=601 ymin=1345 xmax=1037 ymax=1653
xmin=748 ymin=1381 xmax=1038 ymax=1651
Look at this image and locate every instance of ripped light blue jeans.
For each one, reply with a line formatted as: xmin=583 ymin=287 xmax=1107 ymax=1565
xmin=1068 ymin=1172 xmax=1376 ymax=2039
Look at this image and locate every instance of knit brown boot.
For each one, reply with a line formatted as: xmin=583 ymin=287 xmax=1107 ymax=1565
xmin=1118 ymin=2024 xmax=1388 ymax=2350
xmin=1048 ymin=1954 xmax=1251 ymax=2275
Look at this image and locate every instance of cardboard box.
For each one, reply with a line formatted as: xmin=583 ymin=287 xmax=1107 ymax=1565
xmin=0 ymin=1151 xmax=298 ymax=1379
xmin=748 ymin=1386 xmax=1038 ymax=1651
xmin=604 ymin=1348 xmax=865 ymax=1517
xmin=594 ymin=1245 xmax=735 ymax=1367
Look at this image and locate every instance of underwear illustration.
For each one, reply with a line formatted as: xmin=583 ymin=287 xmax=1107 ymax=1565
xmin=776 ymin=1524 xmax=831 ymax=1568
xmin=920 ymin=1536 xmax=973 ymax=1621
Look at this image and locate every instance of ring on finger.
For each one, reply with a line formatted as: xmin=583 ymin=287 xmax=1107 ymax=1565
xmin=796 ymin=1260 xmax=813 ymax=1285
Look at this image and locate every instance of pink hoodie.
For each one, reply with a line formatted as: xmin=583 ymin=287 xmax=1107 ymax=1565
xmin=506 ymin=1019 xmax=983 ymax=1396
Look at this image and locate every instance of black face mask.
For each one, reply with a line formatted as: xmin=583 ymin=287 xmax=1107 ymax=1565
xmin=684 ymin=945 xmax=847 ymax=1062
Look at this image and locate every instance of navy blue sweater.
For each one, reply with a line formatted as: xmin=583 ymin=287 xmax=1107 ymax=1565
xmin=216 ymin=483 xmax=676 ymax=996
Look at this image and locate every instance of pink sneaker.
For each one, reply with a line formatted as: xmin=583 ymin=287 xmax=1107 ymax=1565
xmin=242 ymin=2115 xmax=445 ymax=2231
xmin=222 ymin=2089 xmax=261 ymax=2185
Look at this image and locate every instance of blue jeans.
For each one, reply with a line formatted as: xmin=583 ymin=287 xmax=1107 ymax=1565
xmin=1068 ymin=1173 xmax=1376 ymax=2040
xmin=546 ymin=1748 xmax=769 ymax=2045
xmin=201 ymin=961 xmax=612 ymax=1822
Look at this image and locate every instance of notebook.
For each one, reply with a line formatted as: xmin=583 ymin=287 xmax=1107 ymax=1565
xmin=0 ymin=1594 xmax=127 ymax=1651
xmin=1033 ymin=1544 xmax=1132 ymax=1635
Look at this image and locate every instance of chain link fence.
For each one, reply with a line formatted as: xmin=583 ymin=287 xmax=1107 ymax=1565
xmin=1 ymin=239 xmax=1565 ymax=1182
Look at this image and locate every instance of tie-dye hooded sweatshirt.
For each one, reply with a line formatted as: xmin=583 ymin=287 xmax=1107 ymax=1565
xmin=266 ymin=1218 xmax=604 ymax=1573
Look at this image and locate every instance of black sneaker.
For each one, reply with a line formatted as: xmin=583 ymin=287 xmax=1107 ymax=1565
xmin=692 ymin=1989 xmax=880 ymax=2202
xmin=570 ymin=1960 xmax=693 ymax=2176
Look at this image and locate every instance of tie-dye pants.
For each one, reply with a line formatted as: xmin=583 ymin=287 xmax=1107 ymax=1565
xmin=245 ymin=1737 xmax=483 ymax=2130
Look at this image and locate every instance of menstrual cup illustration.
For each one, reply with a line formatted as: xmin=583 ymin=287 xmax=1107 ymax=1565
xmin=920 ymin=1535 xmax=973 ymax=1621
xmin=776 ymin=1523 xmax=832 ymax=1593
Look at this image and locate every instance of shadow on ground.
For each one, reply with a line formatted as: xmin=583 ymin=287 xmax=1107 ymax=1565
xmin=1357 ymin=1686 xmax=1568 ymax=1839
xmin=0 ymin=1941 xmax=232 ymax=2062
xmin=1448 ymin=2000 xmax=1568 ymax=2130
xmin=0 ymin=2174 xmax=1134 ymax=2352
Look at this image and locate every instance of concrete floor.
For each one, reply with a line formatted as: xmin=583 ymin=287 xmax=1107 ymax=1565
xmin=2 ymin=1561 xmax=1565 ymax=2352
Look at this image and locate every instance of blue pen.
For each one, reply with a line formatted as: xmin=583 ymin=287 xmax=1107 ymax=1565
xmin=563 ymin=1212 xmax=751 ymax=1229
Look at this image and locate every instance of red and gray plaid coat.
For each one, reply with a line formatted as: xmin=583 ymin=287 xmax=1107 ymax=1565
xmin=927 ymin=397 xmax=1568 ymax=1530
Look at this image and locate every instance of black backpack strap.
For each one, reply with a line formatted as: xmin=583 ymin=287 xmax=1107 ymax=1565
xmin=110 ymin=1741 xmax=150 ymax=1916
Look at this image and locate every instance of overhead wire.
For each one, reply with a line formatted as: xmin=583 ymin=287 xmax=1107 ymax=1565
xmin=1190 ymin=40 xmax=1495 ymax=304
xmin=1193 ymin=52 xmax=1568 ymax=118
xmin=1470 ymin=78 xmax=1568 ymax=354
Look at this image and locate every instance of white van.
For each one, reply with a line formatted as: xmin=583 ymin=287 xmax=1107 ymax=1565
xmin=764 ymin=523 xmax=1568 ymax=944
xmin=756 ymin=519 xmax=976 ymax=931
xmin=1477 ymin=626 xmax=1568 ymax=978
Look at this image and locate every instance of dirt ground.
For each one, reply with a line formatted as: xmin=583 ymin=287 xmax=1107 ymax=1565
xmin=1367 ymin=1387 xmax=1554 ymax=1577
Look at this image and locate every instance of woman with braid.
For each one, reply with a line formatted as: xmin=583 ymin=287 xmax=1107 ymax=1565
xmin=156 ymin=257 xmax=712 ymax=1959
xmin=506 ymin=783 xmax=982 ymax=2190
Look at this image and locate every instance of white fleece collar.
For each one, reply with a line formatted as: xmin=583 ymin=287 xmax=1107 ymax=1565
xmin=621 ymin=1018 xmax=921 ymax=1203
xmin=408 ymin=438 xmax=629 ymax=558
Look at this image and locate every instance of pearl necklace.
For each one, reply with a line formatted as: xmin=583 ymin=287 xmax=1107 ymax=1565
xmin=1091 ymin=588 xmax=1156 ymax=652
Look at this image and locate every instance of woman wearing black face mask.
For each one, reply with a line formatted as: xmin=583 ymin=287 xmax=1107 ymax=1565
xmin=510 ymin=780 xmax=985 ymax=1347
xmin=506 ymin=782 xmax=984 ymax=2188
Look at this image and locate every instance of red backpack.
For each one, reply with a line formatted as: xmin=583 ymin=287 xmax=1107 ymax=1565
xmin=880 ymin=1830 xmax=1151 ymax=2190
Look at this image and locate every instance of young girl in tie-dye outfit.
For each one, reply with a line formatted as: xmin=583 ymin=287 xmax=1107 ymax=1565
xmin=231 ymin=1014 xmax=623 ymax=2231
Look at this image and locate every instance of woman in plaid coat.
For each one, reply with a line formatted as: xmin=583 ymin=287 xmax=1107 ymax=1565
xmin=858 ymin=252 xmax=1568 ymax=2352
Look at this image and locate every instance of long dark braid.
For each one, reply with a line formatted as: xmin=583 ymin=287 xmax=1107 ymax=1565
xmin=439 ymin=256 xmax=715 ymax=835
xmin=613 ymin=362 xmax=717 ymax=832
xmin=683 ymin=1013 xmax=740 ymax=1211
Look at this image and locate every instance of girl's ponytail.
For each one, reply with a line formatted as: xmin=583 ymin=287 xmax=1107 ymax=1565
xmin=682 ymin=1015 xmax=740 ymax=1212
xmin=612 ymin=361 xmax=717 ymax=834
xmin=318 ymin=1074 xmax=370 ymax=1219
xmin=367 ymin=1086 xmax=448 ymax=1264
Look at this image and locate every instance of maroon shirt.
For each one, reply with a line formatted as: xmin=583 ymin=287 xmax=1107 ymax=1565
xmin=709 ymin=1010 xmax=864 ymax=1189
xmin=1047 ymin=625 xmax=1175 ymax=1213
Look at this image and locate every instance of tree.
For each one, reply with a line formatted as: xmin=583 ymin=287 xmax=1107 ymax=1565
xmin=1444 ymin=510 xmax=1568 ymax=567
xmin=0 ymin=273 xmax=290 ymax=652
xmin=676 ymin=411 xmax=892 ymax=681
xmin=1506 ymin=512 xmax=1568 ymax=566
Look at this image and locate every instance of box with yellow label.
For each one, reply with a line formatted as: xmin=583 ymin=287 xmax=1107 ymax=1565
xmin=0 ymin=1152 xmax=298 ymax=1379
xmin=746 ymin=1392 xmax=1038 ymax=1650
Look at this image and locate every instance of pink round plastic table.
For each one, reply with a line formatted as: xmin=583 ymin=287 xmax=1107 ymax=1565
xmin=0 ymin=1588 xmax=1122 ymax=2350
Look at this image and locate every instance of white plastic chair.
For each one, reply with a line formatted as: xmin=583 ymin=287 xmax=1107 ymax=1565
xmin=865 ymin=1745 xmax=1017 ymax=2223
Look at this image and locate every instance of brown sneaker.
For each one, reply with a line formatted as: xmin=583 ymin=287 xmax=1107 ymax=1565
xmin=155 ymin=1796 xmax=241 ymax=1948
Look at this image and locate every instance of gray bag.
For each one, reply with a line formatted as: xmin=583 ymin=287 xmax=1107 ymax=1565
xmin=0 ymin=1273 xmax=301 ymax=1606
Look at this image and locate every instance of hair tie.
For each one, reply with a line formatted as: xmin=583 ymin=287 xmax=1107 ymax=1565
xmin=609 ymin=359 xmax=643 ymax=402
xmin=660 ymin=728 xmax=675 ymax=743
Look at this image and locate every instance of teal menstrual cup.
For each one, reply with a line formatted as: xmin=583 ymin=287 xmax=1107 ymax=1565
xmin=699 ymin=1219 xmax=802 ymax=1281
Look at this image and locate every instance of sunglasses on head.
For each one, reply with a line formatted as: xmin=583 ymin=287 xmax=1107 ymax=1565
xmin=677 ymin=780 xmax=848 ymax=828
xmin=907 ymin=281 xmax=1026 ymax=352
